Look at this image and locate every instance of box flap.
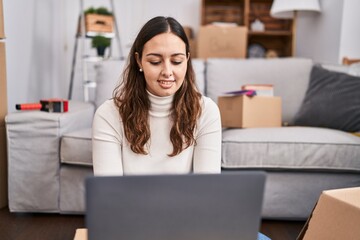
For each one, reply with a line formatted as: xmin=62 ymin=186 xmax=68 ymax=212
xmin=324 ymin=187 xmax=360 ymax=208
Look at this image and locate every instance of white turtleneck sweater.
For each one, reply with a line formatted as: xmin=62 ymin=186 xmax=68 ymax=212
xmin=92 ymin=92 xmax=222 ymax=176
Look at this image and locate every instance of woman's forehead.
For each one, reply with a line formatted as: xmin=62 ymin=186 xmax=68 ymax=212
xmin=142 ymin=32 xmax=186 ymax=57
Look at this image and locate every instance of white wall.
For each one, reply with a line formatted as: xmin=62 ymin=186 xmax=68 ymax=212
xmin=296 ymin=0 xmax=360 ymax=64
xmin=4 ymin=0 xmax=68 ymax=112
xmin=339 ymin=0 xmax=360 ymax=62
xmin=296 ymin=0 xmax=343 ymax=64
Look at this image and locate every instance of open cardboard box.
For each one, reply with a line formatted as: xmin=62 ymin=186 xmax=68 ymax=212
xmin=297 ymin=187 xmax=360 ymax=240
xmin=218 ymin=95 xmax=282 ymax=128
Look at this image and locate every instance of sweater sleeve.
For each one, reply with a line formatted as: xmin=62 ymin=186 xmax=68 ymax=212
xmin=193 ymin=97 xmax=222 ymax=173
xmin=92 ymin=100 xmax=124 ymax=176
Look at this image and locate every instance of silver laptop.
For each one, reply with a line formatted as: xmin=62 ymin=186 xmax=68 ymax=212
xmin=85 ymin=171 xmax=266 ymax=240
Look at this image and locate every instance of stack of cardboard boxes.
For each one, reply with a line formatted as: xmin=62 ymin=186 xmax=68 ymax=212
xmin=0 ymin=0 xmax=7 ymax=207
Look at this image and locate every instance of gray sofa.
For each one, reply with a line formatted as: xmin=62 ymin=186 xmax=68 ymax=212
xmin=5 ymin=58 xmax=360 ymax=220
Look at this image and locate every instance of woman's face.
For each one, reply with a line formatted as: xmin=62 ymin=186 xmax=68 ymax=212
xmin=136 ymin=32 xmax=188 ymax=97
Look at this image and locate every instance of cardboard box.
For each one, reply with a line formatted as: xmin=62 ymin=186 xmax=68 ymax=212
xmin=182 ymin=26 xmax=196 ymax=58
xmin=189 ymin=38 xmax=197 ymax=59
xmin=0 ymin=0 xmax=4 ymax=39
xmin=74 ymin=229 xmax=88 ymax=240
xmin=183 ymin=26 xmax=193 ymax=40
xmin=0 ymin=41 xmax=6 ymax=208
xmin=0 ymin=42 xmax=7 ymax=127
xmin=298 ymin=187 xmax=360 ymax=240
xmin=0 ymin=126 xmax=7 ymax=207
xmin=197 ymin=25 xmax=247 ymax=58
xmin=78 ymin=14 xmax=114 ymax=34
xmin=218 ymin=95 xmax=281 ymax=128
xmin=86 ymin=14 xmax=113 ymax=33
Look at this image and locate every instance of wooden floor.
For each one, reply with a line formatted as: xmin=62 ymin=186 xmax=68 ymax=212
xmin=0 ymin=207 xmax=305 ymax=240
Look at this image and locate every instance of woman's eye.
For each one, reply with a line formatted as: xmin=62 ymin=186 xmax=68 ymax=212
xmin=150 ymin=61 xmax=161 ymax=65
xmin=172 ymin=61 xmax=182 ymax=65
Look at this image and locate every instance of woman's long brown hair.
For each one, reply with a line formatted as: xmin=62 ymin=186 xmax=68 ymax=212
xmin=113 ymin=16 xmax=201 ymax=157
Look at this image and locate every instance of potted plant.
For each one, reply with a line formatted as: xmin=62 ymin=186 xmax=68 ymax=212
xmin=91 ymin=35 xmax=111 ymax=57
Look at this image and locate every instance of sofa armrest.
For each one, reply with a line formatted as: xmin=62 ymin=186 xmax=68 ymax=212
xmin=5 ymin=101 xmax=95 ymax=212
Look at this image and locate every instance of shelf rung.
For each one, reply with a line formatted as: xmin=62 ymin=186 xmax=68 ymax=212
xmin=83 ymin=81 xmax=97 ymax=88
xmin=86 ymin=32 xmax=115 ymax=38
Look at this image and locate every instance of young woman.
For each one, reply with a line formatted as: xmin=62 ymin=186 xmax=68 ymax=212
xmin=92 ymin=16 xmax=222 ymax=176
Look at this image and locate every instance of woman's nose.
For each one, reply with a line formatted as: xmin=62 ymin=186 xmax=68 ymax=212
xmin=161 ymin=62 xmax=173 ymax=77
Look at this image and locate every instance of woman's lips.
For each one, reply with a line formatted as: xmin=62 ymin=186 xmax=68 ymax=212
xmin=157 ymin=80 xmax=175 ymax=89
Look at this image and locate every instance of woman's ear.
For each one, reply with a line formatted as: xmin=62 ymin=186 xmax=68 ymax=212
xmin=187 ymin=52 xmax=190 ymax=60
xmin=135 ymin=52 xmax=142 ymax=69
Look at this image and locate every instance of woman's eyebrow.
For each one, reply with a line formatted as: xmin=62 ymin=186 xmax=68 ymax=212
xmin=145 ymin=53 xmax=161 ymax=57
xmin=145 ymin=53 xmax=186 ymax=57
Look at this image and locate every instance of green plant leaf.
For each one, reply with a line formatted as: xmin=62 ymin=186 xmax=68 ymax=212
xmin=91 ymin=35 xmax=111 ymax=48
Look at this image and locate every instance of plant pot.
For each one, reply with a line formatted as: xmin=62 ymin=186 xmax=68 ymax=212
xmin=96 ymin=46 xmax=107 ymax=57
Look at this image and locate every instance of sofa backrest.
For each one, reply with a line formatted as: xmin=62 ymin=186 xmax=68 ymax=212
xmin=192 ymin=59 xmax=206 ymax=95
xmin=205 ymin=58 xmax=314 ymax=124
xmin=93 ymin=58 xmax=318 ymax=124
xmin=94 ymin=60 xmax=125 ymax=109
xmin=94 ymin=59 xmax=206 ymax=109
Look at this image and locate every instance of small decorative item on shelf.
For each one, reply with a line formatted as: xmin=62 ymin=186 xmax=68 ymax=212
xmin=266 ymin=49 xmax=279 ymax=58
xmin=248 ymin=43 xmax=266 ymax=58
xmin=251 ymin=19 xmax=265 ymax=32
xmin=91 ymin=35 xmax=111 ymax=57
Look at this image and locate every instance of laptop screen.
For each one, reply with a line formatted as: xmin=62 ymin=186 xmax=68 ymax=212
xmin=86 ymin=171 xmax=266 ymax=240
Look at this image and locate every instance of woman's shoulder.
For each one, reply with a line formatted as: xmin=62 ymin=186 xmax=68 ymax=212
xmin=199 ymin=95 xmax=220 ymax=118
xmin=94 ymin=99 xmax=120 ymax=119
xmin=200 ymin=95 xmax=219 ymax=111
xmin=196 ymin=95 xmax=221 ymax=134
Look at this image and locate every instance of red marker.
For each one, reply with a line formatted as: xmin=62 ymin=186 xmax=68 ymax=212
xmin=16 ymin=99 xmax=69 ymax=112
xmin=16 ymin=103 xmax=42 ymax=111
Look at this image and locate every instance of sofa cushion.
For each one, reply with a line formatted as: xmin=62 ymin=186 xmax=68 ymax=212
xmin=206 ymin=58 xmax=313 ymax=124
xmin=321 ymin=63 xmax=353 ymax=74
xmin=60 ymin=165 xmax=93 ymax=213
xmin=222 ymin=127 xmax=360 ymax=172
xmin=61 ymin=128 xmax=92 ymax=166
xmin=294 ymin=65 xmax=360 ymax=132
xmin=349 ymin=63 xmax=360 ymax=76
